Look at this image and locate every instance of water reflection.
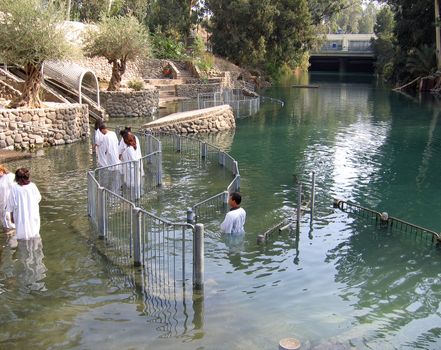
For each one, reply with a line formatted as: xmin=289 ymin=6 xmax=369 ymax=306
xmin=325 ymin=221 xmax=441 ymax=348
xmin=0 ymin=236 xmax=47 ymax=294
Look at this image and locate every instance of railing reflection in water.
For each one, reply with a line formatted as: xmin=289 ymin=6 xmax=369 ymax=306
xmin=87 ymin=132 xmax=243 ymax=336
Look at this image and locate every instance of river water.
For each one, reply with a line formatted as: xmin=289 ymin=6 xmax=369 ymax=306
xmin=0 ymin=72 xmax=440 ymax=349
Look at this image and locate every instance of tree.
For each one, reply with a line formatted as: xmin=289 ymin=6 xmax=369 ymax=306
xmin=374 ymin=4 xmax=394 ymax=36
xmin=371 ymin=5 xmax=395 ymax=78
xmin=147 ymin=0 xmax=197 ymax=42
xmin=376 ymin=0 xmax=436 ymax=82
xmin=83 ymin=15 xmax=150 ymax=91
xmin=0 ymin=0 xmax=71 ymax=108
xmin=308 ymin=0 xmax=351 ymax=25
xmin=206 ymin=0 xmax=316 ymax=75
xmin=358 ymin=2 xmax=377 ymax=34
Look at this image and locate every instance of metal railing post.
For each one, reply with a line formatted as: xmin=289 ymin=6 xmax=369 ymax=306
xmin=233 ymin=160 xmax=239 ymax=176
xmin=193 ymin=223 xmax=204 ymax=290
xmin=310 ymin=172 xmax=315 ymax=224
xmin=187 ymin=207 xmax=194 ymax=224
xmin=135 ymin=160 xmax=141 ymax=200
xmin=98 ymin=187 xmax=107 ymax=238
xmin=132 ymin=208 xmax=142 ymax=266
xmin=201 ymin=142 xmax=208 ymax=159
xmin=297 ymin=183 xmax=302 ymax=227
xmin=157 ymin=143 xmax=163 ymax=186
xmin=219 ymin=151 xmax=225 ymax=166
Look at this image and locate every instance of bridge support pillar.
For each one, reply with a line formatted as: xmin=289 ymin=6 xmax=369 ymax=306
xmin=339 ymin=58 xmax=347 ymax=73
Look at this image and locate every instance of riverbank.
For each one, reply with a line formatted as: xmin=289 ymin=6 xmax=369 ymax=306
xmin=0 ymin=149 xmax=33 ymax=163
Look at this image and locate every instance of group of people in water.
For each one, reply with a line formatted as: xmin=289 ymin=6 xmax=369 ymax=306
xmin=94 ymin=120 xmax=142 ymax=169
xmin=0 ymin=165 xmax=41 ymax=240
xmin=0 ymin=122 xmax=246 ymax=242
xmin=94 ymin=120 xmax=246 ymax=234
xmin=93 ymin=121 xmax=144 ymax=198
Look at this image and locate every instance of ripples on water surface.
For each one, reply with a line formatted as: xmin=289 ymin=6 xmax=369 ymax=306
xmin=0 ymin=73 xmax=440 ymax=349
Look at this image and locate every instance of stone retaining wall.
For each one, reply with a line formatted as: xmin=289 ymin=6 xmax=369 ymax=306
xmin=142 ymin=105 xmax=235 ymax=134
xmin=0 ymin=104 xmax=89 ymax=150
xmin=176 ymin=83 xmax=221 ymax=99
xmin=0 ymin=80 xmax=21 ymax=101
xmin=76 ymin=57 xmax=170 ymax=83
xmin=100 ymin=88 xmax=159 ymax=118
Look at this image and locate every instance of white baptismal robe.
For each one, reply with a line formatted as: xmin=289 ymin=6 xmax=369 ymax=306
xmin=6 ymin=182 xmax=42 ymax=240
xmin=94 ymin=129 xmax=107 ymax=167
xmin=101 ymin=131 xmax=120 ymax=167
xmin=0 ymin=172 xmax=15 ymax=229
xmin=121 ymin=145 xmax=141 ymax=186
xmin=220 ymin=207 xmax=246 ymax=234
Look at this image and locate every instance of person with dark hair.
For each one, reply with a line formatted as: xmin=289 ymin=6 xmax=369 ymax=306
xmin=220 ymin=192 xmax=246 ymax=234
xmin=121 ymin=133 xmax=142 ymax=199
xmin=93 ymin=119 xmax=105 ymax=166
xmin=6 ymin=168 xmax=41 ymax=240
xmin=97 ymin=123 xmax=120 ymax=167
xmin=118 ymin=126 xmax=144 ymax=175
xmin=0 ymin=164 xmax=15 ymax=231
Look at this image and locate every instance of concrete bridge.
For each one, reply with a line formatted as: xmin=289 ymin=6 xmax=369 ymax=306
xmin=310 ymin=34 xmax=376 ymax=73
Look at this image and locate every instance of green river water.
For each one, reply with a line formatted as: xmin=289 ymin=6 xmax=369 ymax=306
xmin=0 ymin=72 xmax=440 ymax=349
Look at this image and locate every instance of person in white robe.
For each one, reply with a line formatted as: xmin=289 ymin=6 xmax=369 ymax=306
xmin=97 ymin=124 xmax=120 ymax=167
xmin=0 ymin=164 xmax=15 ymax=231
xmin=6 ymin=168 xmax=42 ymax=240
xmin=118 ymin=127 xmax=144 ymax=177
xmin=220 ymin=192 xmax=246 ymax=234
xmin=121 ymin=133 xmax=142 ymax=200
xmin=93 ymin=120 xmax=106 ymax=168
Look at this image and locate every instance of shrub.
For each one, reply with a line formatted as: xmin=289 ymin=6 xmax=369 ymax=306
xmin=151 ymin=32 xmax=188 ymax=60
xmin=127 ymin=79 xmax=144 ymax=91
xmin=195 ymin=52 xmax=214 ymax=77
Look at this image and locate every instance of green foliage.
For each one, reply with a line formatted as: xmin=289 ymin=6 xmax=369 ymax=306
xmin=308 ymin=0 xmax=351 ymax=25
xmin=127 ymin=79 xmax=144 ymax=91
xmin=373 ymin=0 xmax=436 ymax=83
xmin=83 ymin=15 xmax=150 ymax=90
xmin=207 ymin=0 xmax=316 ymax=76
xmin=189 ymin=36 xmax=206 ymax=58
xmin=151 ymin=32 xmax=188 ymax=59
xmin=386 ymin=0 xmax=434 ymax=52
xmin=0 ymin=0 xmax=72 ymax=107
xmin=0 ymin=0 xmax=71 ymax=66
xmin=83 ymin=15 xmax=150 ymax=63
xmin=195 ymin=52 xmax=214 ymax=77
xmin=406 ymin=45 xmax=437 ymax=77
xmin=371 ymin=36 xmax=396 ymax=79
xmin=374 ymin=5 xmax=394 ymax=37
xmin=323 ymin=0 xmax=377 ymax=34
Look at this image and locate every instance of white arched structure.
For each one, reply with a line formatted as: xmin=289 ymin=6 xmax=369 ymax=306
xmin=43 ymin=60 xmax=100 ymax=106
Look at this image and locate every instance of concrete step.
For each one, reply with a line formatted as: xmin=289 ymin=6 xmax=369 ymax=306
xmin=145 ymin=78 xmax=184 ymax=85
xmin=156 ymin=85 xmax=176 ymax=92
xmin=159 ymin=90 xmax=176 ymax=98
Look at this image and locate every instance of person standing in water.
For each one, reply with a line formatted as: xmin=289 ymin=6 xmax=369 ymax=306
xmin=220 ymin=192 xmax=246 ymax=234
xmin=0 ymin=164 xmax=16 ymax=232
xmin=6 ymin=168 xmax=42 ymax=240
